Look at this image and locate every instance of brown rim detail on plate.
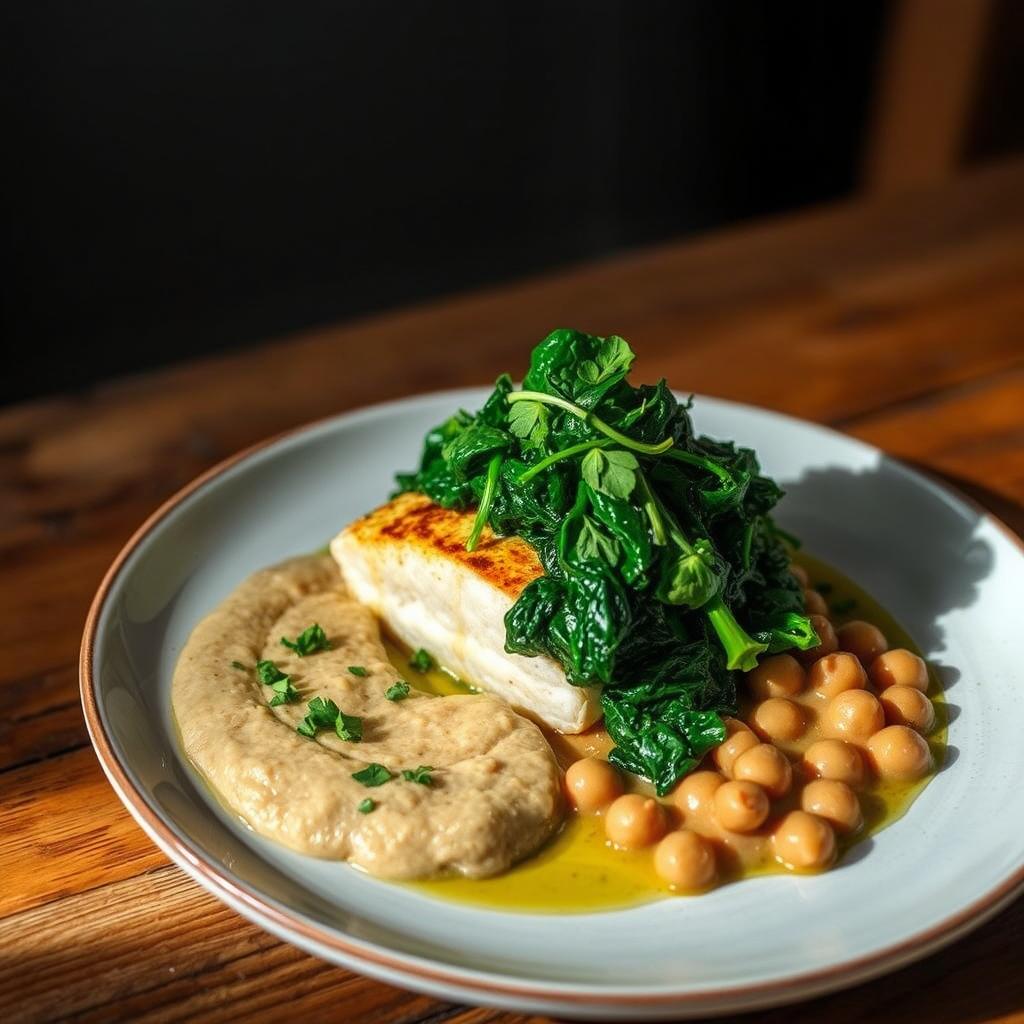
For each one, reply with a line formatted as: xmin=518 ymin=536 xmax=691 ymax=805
xmin=79 ymin=406 xmax=1024 ymax=1010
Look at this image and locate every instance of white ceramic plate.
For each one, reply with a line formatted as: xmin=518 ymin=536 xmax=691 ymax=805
xmin=81 ymin=390 xmax=1024 ymax=1020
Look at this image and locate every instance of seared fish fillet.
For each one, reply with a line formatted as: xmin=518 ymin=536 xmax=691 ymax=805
xmin=331 ymin=492 xmax=601 ymax=733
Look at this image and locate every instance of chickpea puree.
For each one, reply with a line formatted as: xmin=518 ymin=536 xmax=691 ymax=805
xmin=410 ymin=552 xmax=947 ymax=912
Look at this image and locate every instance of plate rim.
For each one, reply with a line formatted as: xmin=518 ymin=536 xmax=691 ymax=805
xmin=79 ymin=388 xmax=1024 ymax=1012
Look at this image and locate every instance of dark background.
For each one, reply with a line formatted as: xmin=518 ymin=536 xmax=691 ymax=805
xmin=3 ymin=2 xmax=1021 ymax=405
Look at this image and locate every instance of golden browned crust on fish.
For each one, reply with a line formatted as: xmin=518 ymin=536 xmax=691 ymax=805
xmin=345 ymin=492 xmax=543 ymax=598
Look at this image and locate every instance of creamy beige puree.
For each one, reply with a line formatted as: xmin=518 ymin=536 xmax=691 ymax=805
xmin=172 ymin=554 xmax=563 ymax=879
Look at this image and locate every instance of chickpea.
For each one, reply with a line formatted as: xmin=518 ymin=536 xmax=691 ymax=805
xmin=866 ymin=725 xmax=933 ymax=782
xmin=653 ymin=830 xmax=717 ymax=890
xmin=713 ymin=780 xmax=770 ymax=833
xmin=772 ymin=810 xmax=836 ymax=870
xmin=671 ymin=770 xmax=724 ymax=817
xmin=746 ymin=654 xmax=805 ymax=700
xmin=604 ymin=794 xmax=667 ymax=848
xmin=722 ymin=715 xmax=752 ymax=739
xmin=804 ymin=589 xmax=829 ymax=616
xmin=880 ymin=685 xmax=935 ymax=733
xmin=565 ymin=757 xmax=624 ymax=812
xmin=733 ymin=743 xmax=793 ymax=798
xmin=712 ymin=722 xmax=760 ymax=778
xmin=836 ymin=620 xmax=888 ymax=666
xmin=822 ymin=689 xmax=885 ymax=744
xmin=808 ymin=652 xmax=867 ymax=701
xmin=802 ymin=739 xmax=866 ymax=789
xmin=801 ymin=779 xmax=863 ymax=834
xmin=870 ymin=649 xmax=929 ymax=693
xmin=797 ymin=615 xmax=839 ymax=665
xmin=751 ymin=698 xmax=806 ymax=743
xmin=790 ymin=563 xmax=810 ymax=588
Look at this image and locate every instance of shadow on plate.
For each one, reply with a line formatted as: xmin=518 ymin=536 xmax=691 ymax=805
xmin=778 ymin=457 xmax=1004 ymax=676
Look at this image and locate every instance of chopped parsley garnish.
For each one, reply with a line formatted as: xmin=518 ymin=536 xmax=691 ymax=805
xmin=280 ymin=623 xmax=331 ymax=657
xmin=297 ymin=696 xmax=338 ymax=737
xmin=256 ymin=659 xmax=299 ymax=706
xmin=409 ymin=648 xmax=434 ymax=673
xmin=347 ymin=665 xmax=368 ymax=677
xmin=297 ymin=696 xmax=362 ymax=741
xmin=351 ymin=763 xmax=393 ymax=787
xmin=357 ymin=798 xmax=375 ymax=814
xmin=402 ymin=765 xmax=434 ymax=786
xmin=334 ymin=709 xmax=363 ymax=742
xmin=256 ymin=659 xmax=286 ymax=684
xmin=384 ymin=681 xmax=411 ymax=702
xmin=269 ymin=677 xmax=300 ymax=707
xmin=230 ymin=660 xmax=247 ymax=671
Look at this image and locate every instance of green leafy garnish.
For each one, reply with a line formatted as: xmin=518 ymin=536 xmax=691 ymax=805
xmin=230 ymin=660 xmax=247 ymax=671
xmin=334 ymin=709 xmax=363 ymax=742
xmin=396 ymin=328 xmax=817 ymax=794
xmin=347 ymin=665 xmax=368 ymax=677
xmin=256 ymin=659 xmax=286 ymax=684
xmin=578 ymin=334 xmax=634 ymax=386
xmin=296 ymin=696 xmax=337 ymax=737
xmin=656 ymin=537 xmax=722 ymax=609
xmin=296 ymin=696 xmax=362 ymax=741
xmin=402 ymin=765 xmax=434 ymax=786
xmin=351 ymin=763 xmax=393 ymax=787
xmin=280 ymin=624 xmax=330 ymax=657
xmin=507 ymin=398 xmax=550 ymax=449
xmin=384 ymin=681 xmax=411 ymax=701
xmin=257 ymin=659 xmax=299 ymax=706
xmin=409 ymin=649 xmax=434 ymax=673
xmin=269 ymin=678 xmax=300 ymax=707
xmin=357 ymin=798 xmax=375 ymax=814
xmin=581 ymin=448 xmax=639 ymax=500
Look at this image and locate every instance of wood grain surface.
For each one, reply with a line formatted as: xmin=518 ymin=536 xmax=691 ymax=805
xmin=3 ymin=158 xmax=1024 ymax=1024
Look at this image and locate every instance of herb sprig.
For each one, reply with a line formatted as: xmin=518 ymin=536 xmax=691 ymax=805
xmin=257 ymin=659 xmax=299 ymax=706
xmin=281 ymin=624 xmax=331 ymax=657
xmin=351 ymin=763 xmax=393 ymax=787
xmin=297 ymin=696 xmax=362 ymax=741
xmin=402 ymin=765 xmax=434 ymax=786
xmin=396 ymin=329 xmax=818 ymax=794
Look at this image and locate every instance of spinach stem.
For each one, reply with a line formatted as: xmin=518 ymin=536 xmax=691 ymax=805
xmin=508 ymin=391 xmax=674 ymax=455
xmin=706 ymin=597 xmax=769 ymax=671
xmin=636 ymin=471 xmax=668 ymax=546
xmin=664 ymin=448 xmax=733 ymax=486
xmin=644 ymin=471 xmax=768 ymax=669
xmin=516 ymin=438 xmax=611 ymax=484
xmin=741 ymin=521 xmax=755 ymax=571
xmin=466 ymin=454 xmax=502 ymax=552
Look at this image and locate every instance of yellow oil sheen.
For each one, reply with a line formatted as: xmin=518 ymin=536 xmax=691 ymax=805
xmin=394 ymin=555 xmax=947 ymax=912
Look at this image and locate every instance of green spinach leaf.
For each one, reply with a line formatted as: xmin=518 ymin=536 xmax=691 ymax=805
xmin=396 ymin=328 xmax=815 ymax=792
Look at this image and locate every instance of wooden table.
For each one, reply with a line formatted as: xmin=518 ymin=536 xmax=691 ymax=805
xmin=4 ymin=158 xmax=1024 ymax=1024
